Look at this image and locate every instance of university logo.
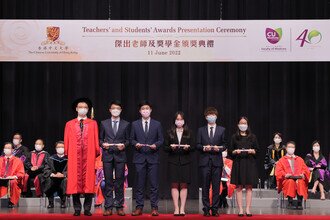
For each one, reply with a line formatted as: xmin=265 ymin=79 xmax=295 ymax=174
xmin=265 ymin=28 xmax=282 ymax=44
xmin=296 ymin=29 xmax=322 ymax=47
xmin=46 ymin=26 xmax=60 ymax=42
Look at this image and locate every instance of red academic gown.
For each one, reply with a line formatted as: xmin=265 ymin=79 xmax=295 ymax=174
xmin=64 ymin=118 xmax=100 ymax=195
xmin=210 ymin=158 xmax=236 ymax=203
xmin=275 ymin=155 xmax=310 ymax=200
xmin=94 ymin=153 xmax=104 ymax=205
xmin=0 ymin=156 xmax=25 ymax=205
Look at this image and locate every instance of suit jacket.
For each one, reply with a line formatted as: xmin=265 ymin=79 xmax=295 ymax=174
xmin=130 ymin=118 xmax=164 ymax=164
xmin=196 ymin=125 xmax=226 ymax=167
xmin=163 ymin=128 xmax=195 ymax=165
xmin=99 ymin=118 xmax=130 ymax=163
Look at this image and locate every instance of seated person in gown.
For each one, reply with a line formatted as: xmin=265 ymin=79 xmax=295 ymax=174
xmin=0 ymin=142 xmax=25 ymax=208
xmin=275 ymin=141 xmax=310 ymax=210
xmin=43 ymin=141 xmax=68 ymax=208
xmin=23 ymin=139 xmax=49 ymax=197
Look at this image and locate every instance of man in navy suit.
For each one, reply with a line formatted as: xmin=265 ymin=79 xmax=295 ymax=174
xmin=130 ymin=100 xmax=164 ymax=216
xmin=197 ymin=107 xmax=226 ymax=217
xmin=99 ymin=100 xmax=130 ymax=216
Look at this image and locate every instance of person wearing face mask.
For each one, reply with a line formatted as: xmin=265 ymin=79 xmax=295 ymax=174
xmin=23 ymin=139 xmax=49 ymax=197
xmin=197 ymin=107 xmax=226 ymax=217
xmin=164 ymin=111 xmax=194 ymax=216
xmin=275 ymin=141 xmax=310 ymax=210
xmin=264 ymin=132 xmax=286 ymax=189
xmin=229 ymin=116 xmax=258 ymax=217
xmin=0 ymin=142 xmax=25 ymax=208
xmin=43 ymin=141 xmax=68 ymax=208
xmin=304 ymin=140 xmax=330 ymax=200
xmin=64 ymin=98 xmax=100 ymax=217
xmin=99 ymin=100 xmax=130 ymax=216
xmin=131 ymin=100 xmax=164 ymax=216
xmin=11 ymin=133 xmax=29 ymax=163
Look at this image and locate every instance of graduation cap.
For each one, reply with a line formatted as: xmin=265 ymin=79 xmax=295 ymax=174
xmin=72 ymin=97 xmax=94 ymax=119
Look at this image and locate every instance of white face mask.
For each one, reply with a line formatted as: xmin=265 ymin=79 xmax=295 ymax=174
xmin=77 ymin=108 xmax=88 ymax=116
xmin=56 ymin=147 xmax=65 ymax=155
xmin=286 ymin=148 xmax=295 ymax=155
xmin=110 ymin=109 xmax=121 ymax=117
xmin=35 ymin=144 xmax=43 ymax=152
xmin=141 ymin=109 xmax=151 ymax=118
xmin=13 ymin=139 xmax=21 ymax=146
xmin=274 ymin=138 xmax=282 ymax=144
xmin=206 ymin=115 xmax=217 ymax=124
xmin=238 ymin=124 xmax=248 ymax=132
xmin=222 ymin=151 xmax=228 ymax=158
xmin=3 ymin=148 xmax=12 ymax=156
xmin=175 ymin=119 xmax=185 ymax=127
xmin=313 ymin=145 xmax=320 ymax=153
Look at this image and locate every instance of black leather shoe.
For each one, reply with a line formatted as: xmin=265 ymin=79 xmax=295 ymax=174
xmin=47 ymin=203 xmax=54 ymax=209
xmin=73 ymin=210 xmax=81 ymax=216
xmin=211 ymin=210 xmax=219 ymax=216
xmin=7 ymin=202 xmax=14 ymax=208
xmin=84 ymin=210 xmax=92 ymax=216
xmin=203 ymin=211 xmax=210 ymax=217
xmin=246 ymin=213 xmax=253 ymax=217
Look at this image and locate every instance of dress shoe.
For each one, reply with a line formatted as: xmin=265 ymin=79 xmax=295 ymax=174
xmin=103 ymin=209 xmax=112 ymax=216
xmin=84 ymin=210 xmax=92 ymax=216
xmin=203 ymin=210 xmax=210 ymax=217
xmin=151 ymin=208 xmax=159 ymax=216
xmin=73 ymin=210 xmax=81 ymax=216
xmin=117 ymin=208 xmax=125 ymax=216
xmin=211 ymin=210 xmax=219 ymax=217
xmin=7 ymin=202 xmax=14 ymax=208
xmin=132 ymin=208 xmax=143 ymax=216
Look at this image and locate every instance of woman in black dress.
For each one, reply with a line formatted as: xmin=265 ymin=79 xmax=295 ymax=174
xmin=229 ymin=116 xmax=259 ymax=217
xmin=164 ymin=111 xmax=194 ymax=216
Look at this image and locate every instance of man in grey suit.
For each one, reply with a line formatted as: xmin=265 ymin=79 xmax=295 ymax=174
xmin=99 ymin=100 xmax=130 ymax=216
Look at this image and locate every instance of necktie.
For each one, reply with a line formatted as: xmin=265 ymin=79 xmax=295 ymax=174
xmin=4 ymin=158 xmax=10 ymax=178
xmin=113 ymin=121 xmax=118 ymax=135
xmin=144 ymin=121 xmax=149 ymax=135
xmin=210 ymin=127 xmax=214 ymax=139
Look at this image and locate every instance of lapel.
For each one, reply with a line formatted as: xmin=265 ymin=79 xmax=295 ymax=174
xmin=108 ymin=119 xmax=115 ymax=138
xmin=174 ymin=130 xmax=180 ymax=144
xmin=137 ymin=119 xmax=146 ymax=137
xmin=116 ymin=120 xmax=124 ymax=137
xmin=204 ymin=126 xmax=211 ymax=142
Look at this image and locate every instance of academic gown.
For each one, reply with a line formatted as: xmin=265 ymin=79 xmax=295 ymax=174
xmin=23 ymin=150 xmax=49 ymax=196
xmin=43 ymin=154 xmax=68 ymax=196
xmin=64 ymin=118 xmax=100 ymax=195
xmin=275 ymin=155 xmax=310 ymax=200
xmin=210 ymin=158 xmax=236 ymax=203
xmin=0 ymin=156 xmax=25 ymax=205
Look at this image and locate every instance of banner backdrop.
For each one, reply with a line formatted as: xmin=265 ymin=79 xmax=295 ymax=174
xmin=0 ymin=19 xmax=329 ymax=62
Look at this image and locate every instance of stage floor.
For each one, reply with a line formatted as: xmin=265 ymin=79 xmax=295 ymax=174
xmin=1 ymin=200 xmax=330 ymax=218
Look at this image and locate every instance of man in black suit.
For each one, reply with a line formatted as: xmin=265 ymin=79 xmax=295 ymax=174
xmin=196 ymin=107 xmax=226 ymax=217
xmin=130 ymin=100 xmax=164 ymax=216
xmin=99 ymin=100 xmax=130 ymax=216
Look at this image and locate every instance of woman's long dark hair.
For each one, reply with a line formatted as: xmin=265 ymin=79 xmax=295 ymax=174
xmin=272 ymin=132 xmax=283 ymax=146
xmin=310 ymin=140 xmax=324 ymax=158
xmin=235 ymin=116 xmax=251 ymax=138
xmin=169 ymin=111 xmax=190 ymax=139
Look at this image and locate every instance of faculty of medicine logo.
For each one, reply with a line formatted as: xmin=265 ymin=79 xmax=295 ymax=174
xmin=296 ymin=29 xmax=322 ymax=47
xmin=265 ymin=28 xmax=282 ymax=44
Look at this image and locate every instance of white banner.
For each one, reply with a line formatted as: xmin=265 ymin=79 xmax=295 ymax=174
xmin=0 ymin=19 xmax=329 ymax=62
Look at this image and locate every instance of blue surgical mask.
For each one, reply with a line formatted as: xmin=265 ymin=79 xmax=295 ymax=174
xmin=206 ymin=115 xmax=217 ymax=124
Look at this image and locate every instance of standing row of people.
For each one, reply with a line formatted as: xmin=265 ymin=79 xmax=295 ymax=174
xmin=1 ymin=98 xmax=326 ymax=217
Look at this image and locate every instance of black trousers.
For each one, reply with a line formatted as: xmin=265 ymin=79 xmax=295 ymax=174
xmin=200 ymin=160 xmax=222 ymax=212
xmin=72 ymin=193 xmax=94 ymax=212
xmin=103 ymin=161 xmax=125 ymax=210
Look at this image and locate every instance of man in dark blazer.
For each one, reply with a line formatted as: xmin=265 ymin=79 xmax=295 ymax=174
xmin=196 ymin=107 xmax=226 ymax=217
xmin=99 ymin=100 xmax=130 ymax=216
xmin=130 ymin=100 xmax=164 ymax=216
